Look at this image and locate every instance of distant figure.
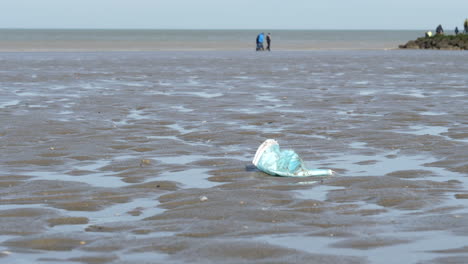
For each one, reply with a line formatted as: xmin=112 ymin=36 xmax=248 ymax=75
xmin=464 ymin=19 xmax=468 ymax=33
xmin=256 ymin=32 xmax=265 ymax=51
xmin=455 ymin=27 xmax=459 ymax=35
xmin=436 ymin=24 xmax=444 ymax=35
xmin=256 ymin=34 xmax=260 ymax=51
xmin=266 ymin=33 xmax=272 ymax=51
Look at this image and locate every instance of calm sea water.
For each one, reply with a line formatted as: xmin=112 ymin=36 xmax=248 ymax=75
xmin=0 ymin=29 xmax=424 ymax=51
xmin=0 ymin=30 xmax=467 ymax=264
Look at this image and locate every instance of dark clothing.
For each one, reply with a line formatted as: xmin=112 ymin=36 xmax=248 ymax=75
xmin=266 ymin=35 xmax=271 ymax=51
xmin=256 ymin=35 xmax=260 ymax=51
xmin=256 ymin=42 xmax=263 ymax=51
xmin=436 ymin=25 xmax=444 ymax=35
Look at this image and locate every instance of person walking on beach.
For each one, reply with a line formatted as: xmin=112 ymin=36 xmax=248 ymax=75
xmin=256 ymin=34 xmax=261 ymax=51
xmin=266 ymin=33 xmax=272 ymax=51
xmin=256 ymin=32 xmax=265 ymax=51
xmin=455 ymin=27 xmax=459 ymax=35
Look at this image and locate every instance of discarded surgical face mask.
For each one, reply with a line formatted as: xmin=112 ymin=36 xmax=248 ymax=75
xmin=252 ymin=139 xmax=334 ymax=177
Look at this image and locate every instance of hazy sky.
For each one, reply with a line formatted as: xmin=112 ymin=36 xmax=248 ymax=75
xmin=2 ymin=0 xmax=467 ymax=30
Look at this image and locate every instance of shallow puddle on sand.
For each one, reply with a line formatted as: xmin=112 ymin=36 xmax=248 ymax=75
xmin=157 ymin=168 xmax=217 ymax=189
xmin=419 ymin=111 xmax=447 ymax=116
xmin=22 ymin=170 xmax=127 ymax=188
xmin=118 ymin=252 xmax=169 ymax=263
xmin=137 ymin=154 xmax=223 ymax=188
xmin=255 ymin=230 xmax=468 ymax=264
xmin=156 ymin=154 xmax=212 ymax=165
xmin=181 ymin=91 xmax=224 ymax=98
xmin=20 ymin=160 xmax=129 ymax=188
xmin=0 ymin=99 xmax=20 ymax=108
xmin=398 ymin=125 xmax=449 ymax=137
xmin=0 ymin=235 xmax=17 ymax=246
xmin=295 ymin=184 xmax=345 ymax=201
xmin=170 ymin=105 xmax=194 ymax=113
xmin=127 ymin=109 xmax=149 ymax=120
xmin=349 ymin=142 xmax=368 ymax=149
xmin=322 ymin=151 xmax=459 ymax=178
xmin=59 ymin=197 xmax=164 ymax=227
xmin=296 ymin=149 xmax=467 ymax=216
xmin=9 ymin=249 xmax=167 ymax=264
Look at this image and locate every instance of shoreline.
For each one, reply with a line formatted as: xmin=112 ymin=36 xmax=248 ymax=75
xmin=0 ymin=46 xmax=401 ymax=52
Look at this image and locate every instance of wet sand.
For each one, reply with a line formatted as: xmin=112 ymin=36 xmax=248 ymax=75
xmin=1 ymin=50 xmax=468 ymax=263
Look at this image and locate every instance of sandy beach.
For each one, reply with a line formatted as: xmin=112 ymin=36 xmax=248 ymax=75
xmin=1 ymin=45 xmax=468 ymax=263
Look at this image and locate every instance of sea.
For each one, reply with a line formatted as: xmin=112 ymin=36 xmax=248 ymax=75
xmin=1 ymin=29 xmax=468 ymax=264
xmin=0 ymin=29 xmax=425 ymax=51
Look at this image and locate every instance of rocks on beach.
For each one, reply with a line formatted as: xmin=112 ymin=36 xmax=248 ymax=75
xmin=399 ymin=34 xmax=468 ymax=50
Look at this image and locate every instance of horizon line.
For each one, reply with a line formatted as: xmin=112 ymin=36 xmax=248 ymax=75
xmin=0 ymin=27 xmax=431 ymax=32
xmin=0 ymin=27 xmax=428 ymax=31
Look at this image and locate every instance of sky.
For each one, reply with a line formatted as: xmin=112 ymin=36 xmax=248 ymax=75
xmin=1 ymin=0 xmax=467 ymax=30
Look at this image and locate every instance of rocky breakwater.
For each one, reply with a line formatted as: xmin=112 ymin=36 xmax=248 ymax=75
xmin=399 ymin=34 xmax=468 ymax=50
